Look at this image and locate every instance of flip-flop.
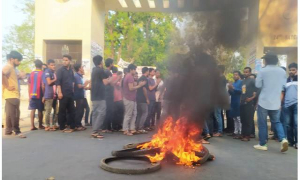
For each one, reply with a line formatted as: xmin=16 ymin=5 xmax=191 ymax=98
xmin=91 ymin=133 xmax=104 ymax=138
xmin=31 ymin=127 xmax=38 ymax=131
xmin=17 ymin=133 xmax=26 ymax=138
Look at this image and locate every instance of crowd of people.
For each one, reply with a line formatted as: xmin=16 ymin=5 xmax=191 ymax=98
xmin=2 ymin=50 xmax=298 ymax=153
xmin=203 ymin=52 xmax=297 ymax=153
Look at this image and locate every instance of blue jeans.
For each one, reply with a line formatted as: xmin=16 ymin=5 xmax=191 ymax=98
xmin=203 ymin=120 xmax=210 ymax=135
xmin=283 ymin=103 xmax=298 ymax=145
xmin=214 ymin=108 xmax=223 ymax=133
xmin=257 ymin=105 xmax=285 ymax=146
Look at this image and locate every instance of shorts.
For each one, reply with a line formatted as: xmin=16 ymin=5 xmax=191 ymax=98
xmin=28 ymin=98 xmax=44 ymax=111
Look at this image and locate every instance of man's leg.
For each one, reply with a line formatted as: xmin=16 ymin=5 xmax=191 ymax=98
xmin=156 ymin=102 xmax=162 ymax=126
xmin=138 ymin=103 xmax=148 ymax=130
xmin=92 ymin=100 xmax=106 ymax=134
xmin=283 ymin=106 xmax=293 ymax=145
xmin=269 ymin=109 xmax=285 ymax=142
xmin=117 ymin=101 xmax=124 ymax=130
xmin=75 ymin=99 xmax=85 ymax=128
xmin=58 ymin=97 xmax=68 ymax=130
xmin=240 ymin=105 xmax=247 ymax=136
xmin=9 ymin=99 xmax=21 ymax=134
xmin=66 ymin=97 xmax=76 ymax=129
xmin=83 ymin=98 xmax=90 ymax=124
xmin=292 ymin=103 xmax=298 ymax=147
xmin=130 ymin=102 xmax=137 ymax=131
xmin=214 ymin=108 xmax=223 ymax=134
xmin=123 ymin=99 xmax=134 ymax=132
xmin=241 ymin=104 xmax=252 ymax=139
xmin=136 ymin=103 xmax=142 ymax=130
xmin=38 ymin=110 xmax=44 ymax=128
xmin=145 ymin=101 xmax=155 ymax=128
xmin=44 ymin=99 xmax=53 ymax=128
xmin=5 ymin=99 xmax=13 ymax=135
xmin=30 ymin=109 xmax=36 ymax=129
xmin=257 ymin=106 xmax=268 ymax=146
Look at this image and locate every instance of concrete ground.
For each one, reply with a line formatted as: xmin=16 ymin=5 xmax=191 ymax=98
xmin=2 ymin=86 xmax=298 ymax=180
xmin=2 ymin=120 xmax=298 ymax=180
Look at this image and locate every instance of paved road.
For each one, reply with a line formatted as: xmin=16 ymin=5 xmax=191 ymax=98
xmin=2 ymin=121 xmax=297 ymax=180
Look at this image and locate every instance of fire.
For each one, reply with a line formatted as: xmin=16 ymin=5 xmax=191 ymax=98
xmin=138 ymin=116 xmax=203 ymax=166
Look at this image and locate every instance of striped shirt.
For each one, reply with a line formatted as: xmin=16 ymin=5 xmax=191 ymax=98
xmin=284 ymin=76 xmax=298 ymax=108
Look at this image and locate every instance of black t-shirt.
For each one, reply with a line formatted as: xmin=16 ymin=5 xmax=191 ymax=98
xmin=136 ymin=75 xmax=149 ymax=103
xmin=56 ymin=66 xmax=75 ymax=97
xmin=91 ymin=67 xmax=108 ymax=101
xmin=241 ymin=78 xmax=257 ymax=104
xmin=104 ymin=69 xmax=114 ymax=100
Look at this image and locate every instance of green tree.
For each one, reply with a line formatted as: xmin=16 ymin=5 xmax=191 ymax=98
xmin=105 ymin=11 xmax=178 ymax=68
xmin=2 ymin=0 xmax=35 ymax=73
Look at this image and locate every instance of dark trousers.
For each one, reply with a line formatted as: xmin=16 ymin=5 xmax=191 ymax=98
xmin=226 ymin=110 xmax=234 ymax=132
xmin=144 ymin=100 xmax=156 ymax=127
xmin=58 ymin=96 xmax=75 ymax=130
xmin=154 ymin=102 xmax=162 ymax=125
xmin=251 ymin=110 xmax=256 ymax=135
xmin=5 ymin=98 xmax=21 ymax=134
xmin=112 ymin=100 xmax=124 ymax=130
xmin=102 ymin=98 xmax=114 ymax=130
xmin=75 ymin=98 xmax=88 ymax=127
xmin=84 ymin=99 xmax=90 ymax=124
xmin=207 ymin=112 xmax=215 ymax=136
xmin=283 ymin=103 xmax=298 ymax=145
xmin=240 ymin=103 xmax=255 ymax=136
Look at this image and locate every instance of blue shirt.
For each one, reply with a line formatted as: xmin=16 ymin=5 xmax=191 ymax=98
xmin=74 ymin=72 xmax=85 ymax=100
xmin=229 ymin=79 xmax=242 ymax=117
xmin=43 ymin=68 xmax=55 ymax=99
xmin=255 ymin=65 xmax=286 ymax=110
xmin=284 ymin=76 xmax=298 ymax=108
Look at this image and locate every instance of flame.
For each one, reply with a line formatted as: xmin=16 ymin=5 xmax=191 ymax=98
xmin=138 ymin=116 xmax=203 ymax=166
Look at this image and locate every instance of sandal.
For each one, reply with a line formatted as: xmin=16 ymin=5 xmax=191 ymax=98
xmin=62 ymin=128 xmax=74 ymax=133
xmin=123 ymin=131 xmax=133 ymax=136
xmin=31 ymin=127 xmax=38 ymax=131
xmin=45 ymin=127 xmax=51 ymax=131
xmin=50 ymin=127 xmax=57 ymax=131
xmin=91 ymin=133 xmax=104 ymax=138
xmin=17 ymin=133 xmax=26 ymax=138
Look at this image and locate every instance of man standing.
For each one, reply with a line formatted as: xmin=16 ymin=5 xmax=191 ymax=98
xmin=240 ymin=67 xmax=257 ymax=141
xmin=2 ymin=51 xmax=26 ymax=138
xmin=102 ymin=58 xmax=117 ymax=132
xmin=144 ymin=68 xmax=161 ymax=130
xmin=214 ymin=65 xmax=228 ymax=137
xmin=56 ymin=55 xmax=76 ymax=132
xmin=136 ymin=67 xmax=150 ymax=133
xmin=112 ymin=67 xmax=124 ymax=131
xmin=228 ymin=71 xmax=242 ymax=139
xmin=154 ymin=70 xmax=164 ymax=126
xmin=90 ymin=55 xmax=109 ymax=138
xmin=122 ymin=64 xmax=146 ymax=136
xmin=43 ymin=59 xmax=57 ymax=131
xmin=254 ymin=52 xmax=288 ymax=152
xmin=74 ymin=63 xmax=90 ymax=131
xmin=282 ymin=62 xmax=298 ymax=149
xmin=28 ymin=60 xmax=45 ymax=131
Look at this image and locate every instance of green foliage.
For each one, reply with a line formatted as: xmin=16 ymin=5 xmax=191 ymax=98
xmin=2 ymin=0 xmax=35 ymax=73
xmin=105 ymin=11 xmax=178 ymax=71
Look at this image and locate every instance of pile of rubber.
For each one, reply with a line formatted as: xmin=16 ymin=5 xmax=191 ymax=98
xmin=100 ymin=141 xmax=215 ymax=175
